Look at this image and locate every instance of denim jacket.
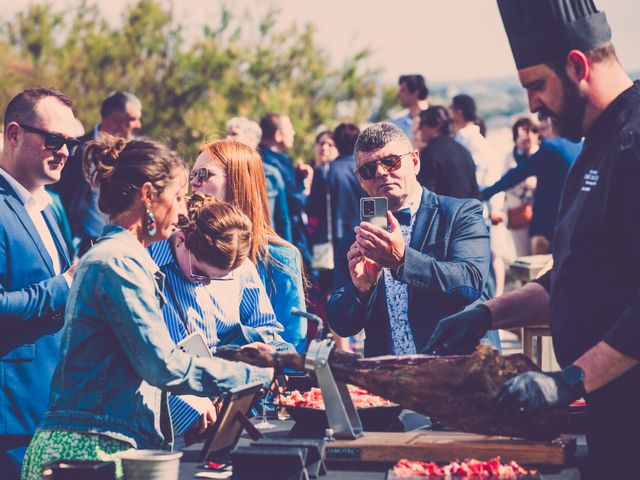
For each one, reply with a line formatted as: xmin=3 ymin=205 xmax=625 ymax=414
xmin=40 ymin=225 xmax=270 ymax=449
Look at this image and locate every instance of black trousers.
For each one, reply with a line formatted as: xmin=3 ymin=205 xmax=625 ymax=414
xmin=581 ymin=396 xmax=640 ymax=478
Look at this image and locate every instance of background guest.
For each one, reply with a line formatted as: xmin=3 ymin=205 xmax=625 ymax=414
xmin=390 ymin=74 xmax=430 ymax=148
xmin=225 ymin=116 xmax=292 ymax=243
xmin=417 ymin=105 xmax=480 ymax=199
xmin=483 ymin=114 xmax=582 ymax=255
xmin=52 ymin=91 xmax=142 ymax=257
xmin=451 ymin=93 xmax=509 ymax=296
xmin=307 ymin=124 xmax=365 ymax=350
xmin=259 ymin=113 xmax=312 ymax=267
xmin=311 ymin=129 xmax=338 ymax=167
xmin=502 ymin=117 xmax=539 ymax=257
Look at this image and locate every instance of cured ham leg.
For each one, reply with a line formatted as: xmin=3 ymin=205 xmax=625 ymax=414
xmin=216 ymin=344 xmax=569 ymax=440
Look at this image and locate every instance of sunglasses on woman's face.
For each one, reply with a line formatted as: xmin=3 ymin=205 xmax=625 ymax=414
xmin=19 ymin=124 xmax=81 ymax=156
xmin=355 ymin=151 xmax=412 ymax=180
xmin=189 ymin=167 xmax=226 ymax=183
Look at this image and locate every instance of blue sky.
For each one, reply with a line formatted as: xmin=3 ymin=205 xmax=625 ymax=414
xmin=2 ymin=0 xmax=638 ymax=82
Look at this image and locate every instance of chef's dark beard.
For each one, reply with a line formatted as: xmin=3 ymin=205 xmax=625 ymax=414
xmin=542 ymin=67 xmax=587 ymax=142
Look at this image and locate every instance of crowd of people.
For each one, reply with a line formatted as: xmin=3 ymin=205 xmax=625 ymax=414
xmin=0 ymin=0 xmax=638 ymax=478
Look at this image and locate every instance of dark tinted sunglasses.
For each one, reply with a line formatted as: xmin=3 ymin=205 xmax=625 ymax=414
xmin=189 ymin=167 xmax=226 ymax=183
xmin=355 ymin=151 xmax=412 ymax=180
xmin=20 ymin=124 xmax=81 ymax=156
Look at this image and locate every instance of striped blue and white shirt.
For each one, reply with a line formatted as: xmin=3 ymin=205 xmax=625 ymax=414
xmin=149 ymin=240 xmax=288 ymax=436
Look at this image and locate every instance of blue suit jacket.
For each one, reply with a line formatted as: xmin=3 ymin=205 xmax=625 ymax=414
xmin=0 ymin=176 xmax=70 ymax=435
xmin=327 ymin=187 xmax=492 ymax=357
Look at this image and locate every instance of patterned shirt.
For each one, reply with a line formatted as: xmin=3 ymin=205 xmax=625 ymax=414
xmin=383 ymin=188 xmax=423 ymax=355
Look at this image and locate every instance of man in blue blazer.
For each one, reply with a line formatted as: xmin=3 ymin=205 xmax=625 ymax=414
xmin=327 ymin=122 xmax=496 ymax=357
xmin=0 ymin=88 xmax=77 ymax=477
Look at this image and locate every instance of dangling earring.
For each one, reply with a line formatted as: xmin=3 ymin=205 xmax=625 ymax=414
xmin=146 ymin=206 xmax=157 ymax=237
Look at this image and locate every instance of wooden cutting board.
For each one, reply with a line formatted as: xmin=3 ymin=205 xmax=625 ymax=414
xmin=324 ymin=431 xmax=575 ymax=466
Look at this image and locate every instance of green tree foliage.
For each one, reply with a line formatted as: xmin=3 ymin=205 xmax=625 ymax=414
xmin=0 ymin=0 xmax=381 ymax=162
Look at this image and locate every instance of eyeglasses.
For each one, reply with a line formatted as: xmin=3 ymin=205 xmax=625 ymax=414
xmin=19 ymin=124 xmax=81 ymax=156
xmin=355 ymin=151 xmax=413 ymax=180
xmin=188 ymin=251 xmax=233 ymax=282
xmin=189 ymin=167 xmax=226 ymax=183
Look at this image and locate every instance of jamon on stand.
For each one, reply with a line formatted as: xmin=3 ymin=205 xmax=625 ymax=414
xmin=216 ymin=344 xmax=569 ymax=440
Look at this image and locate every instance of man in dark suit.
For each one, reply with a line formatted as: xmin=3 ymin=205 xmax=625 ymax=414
xmin=51 ymin=91 xmax=142 ymax=256
xmin=0 ymin=88 xmax=76 ymax=477
xmin=417 ymin=106 xmax=481 ymax=200
xmin=327 ymin=122 xmax=495 ymax=357
xmin=259 ymin=113 xmax=313 ymax=267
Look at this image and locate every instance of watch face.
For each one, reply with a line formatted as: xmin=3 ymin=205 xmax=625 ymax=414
xmin=562 ymin=365 xmax=585 ymax=387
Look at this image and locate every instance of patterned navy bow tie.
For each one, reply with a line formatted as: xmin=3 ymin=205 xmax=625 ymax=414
xmin=393 ymin=208 xmax=412 ymax=226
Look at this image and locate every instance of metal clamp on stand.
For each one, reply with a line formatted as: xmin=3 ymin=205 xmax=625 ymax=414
xmin=305 ymin=337 xmax=362 ymax=439
xmin=291 ymin=309 xmax=363 ymax=440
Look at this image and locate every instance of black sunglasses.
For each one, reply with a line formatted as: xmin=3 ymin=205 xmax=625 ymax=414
xmin=355 ymin=151 xmax=412 ymax=180
xmin=189 ymin=167 xmax=227 ymax=183
xmin=19 ymin=124 xmax=81 ymax=156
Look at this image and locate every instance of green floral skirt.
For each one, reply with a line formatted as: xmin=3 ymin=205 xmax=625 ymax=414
xmin=21 ymin=429 xmax=133 ymax=480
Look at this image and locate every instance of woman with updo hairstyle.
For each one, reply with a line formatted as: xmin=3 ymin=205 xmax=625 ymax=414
xmin=151 ymin=193 xmax=289 ymax=444
xmin=188 ymin=139 xmax=307 ymax=352
xmin=22 ymin=137 xmax=268 ymax=479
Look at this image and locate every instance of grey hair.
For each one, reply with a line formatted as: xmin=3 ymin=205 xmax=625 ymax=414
xmin=226 ymin=116 xmax=263 ymax=149
xmin=353 ymin=122 xmax=412 ymax=164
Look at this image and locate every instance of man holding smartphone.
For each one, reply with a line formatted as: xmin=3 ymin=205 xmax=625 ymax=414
xmin=327 ymin=122 xmax=496 ymax=357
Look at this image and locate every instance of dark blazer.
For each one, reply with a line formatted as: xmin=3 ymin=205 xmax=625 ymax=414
xmin=0 ymin=175 xmax=70 ymax=436
xmin=259 ymin=144 xmax=311 ymax=266
xmin=418 ymin=135 xmax=481 ymax=200
xmin=306 ymin=155 xmax=366 ymax=249
xmin=327 ymin=187 xmax=491 ymax=357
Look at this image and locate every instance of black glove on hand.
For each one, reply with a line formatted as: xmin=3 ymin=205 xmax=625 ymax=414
xmin=421 ymin=304 xmax=493 ymax=355
xmin=494 ymin=366 xmax=586 ymax=415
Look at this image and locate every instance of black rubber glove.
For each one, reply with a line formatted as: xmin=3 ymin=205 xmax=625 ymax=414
xmin=421 ymin=304 xmax=492 ymax=355
xmin=494 ymin=367 xmax=585 ymax=415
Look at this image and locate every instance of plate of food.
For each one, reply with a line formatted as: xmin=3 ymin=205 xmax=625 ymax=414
xmin=279 ymin=386 xmax=403 ymax=437
xmin=387 ymin=457 xmax=541 ymax=479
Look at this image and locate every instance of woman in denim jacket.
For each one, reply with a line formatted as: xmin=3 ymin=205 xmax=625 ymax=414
xmin=21 ymin=137 xmax=271 ymax=479
xmin=190 ymin=140 xmax=308 ymax=352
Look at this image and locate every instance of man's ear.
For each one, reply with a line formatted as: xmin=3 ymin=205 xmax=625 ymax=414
xmin=4 ymin=122 xmax=21 ymax=147
xmin=567 ymin=50 xmax=590 ymax=82
xmin=273 ymin=128 xmax=283 ymax=145
xmin=412 ymin=150 xmax=421 ymax=176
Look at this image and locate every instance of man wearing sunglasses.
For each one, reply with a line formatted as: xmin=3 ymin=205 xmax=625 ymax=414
xmin=327 ymin=122 xmax=497 ymax=358
xmin=51 ymin=91 xmax=142 ymax=257
xmin=0 ymin=88 xmax=77 ymax=478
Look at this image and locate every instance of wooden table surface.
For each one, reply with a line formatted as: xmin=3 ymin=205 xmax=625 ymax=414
xmin=178 ymin=412 xmax=585 ymax=479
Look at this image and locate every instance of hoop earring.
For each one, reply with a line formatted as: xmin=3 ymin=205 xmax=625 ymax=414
xmin=146 ymin=207 xmax=157 ymax=237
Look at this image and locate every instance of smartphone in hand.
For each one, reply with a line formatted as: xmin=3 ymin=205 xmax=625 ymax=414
xmin=360 ymin=196 xmax=388 ymax=230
